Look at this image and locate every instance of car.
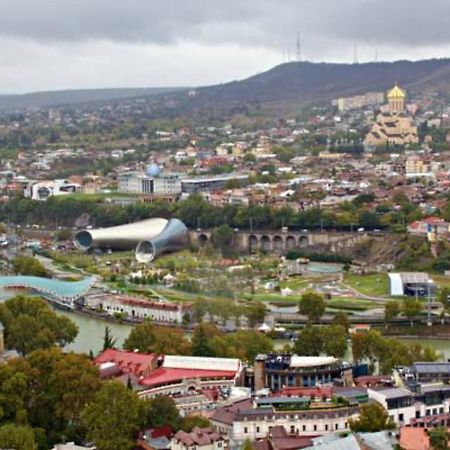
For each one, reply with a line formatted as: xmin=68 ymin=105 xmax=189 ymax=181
xmin=357 ymin=227 xmax=365 ymax=232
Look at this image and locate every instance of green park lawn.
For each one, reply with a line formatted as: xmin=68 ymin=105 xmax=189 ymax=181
xmin=432 ymin=274 xmax=450 ymax=290
xmin=326 ymin=296 xmax=382 ymax=311
xmin=343 ymin=273 xmax=389 ymax=297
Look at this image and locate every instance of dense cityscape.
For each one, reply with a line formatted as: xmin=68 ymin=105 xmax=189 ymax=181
xmin=1 ymin=2 xmax=450 ymax=450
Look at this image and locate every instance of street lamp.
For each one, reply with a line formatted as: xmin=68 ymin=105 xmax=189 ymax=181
xmin=427 ymin=279 xmax=433 ymax=327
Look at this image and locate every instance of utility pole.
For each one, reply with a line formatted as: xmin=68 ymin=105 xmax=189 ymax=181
xmin=427 ymin=280 xmax=433 ymax=326
xmin=353 ymin=42 xmax=359 ymax=64
xmin=296 ymin=31 xmax=302 ymax=62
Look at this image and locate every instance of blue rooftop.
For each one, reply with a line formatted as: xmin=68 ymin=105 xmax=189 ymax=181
xmin=0 ymin=275 xmax=96 ymax=304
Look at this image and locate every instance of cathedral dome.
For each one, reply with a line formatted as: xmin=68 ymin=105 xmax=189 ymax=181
xmin=387 ymin=84 xmax=406 ymax=99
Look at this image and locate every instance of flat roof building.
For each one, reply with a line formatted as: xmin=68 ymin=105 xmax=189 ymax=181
xmin=388 ymin=272 xmax=435 ymax=297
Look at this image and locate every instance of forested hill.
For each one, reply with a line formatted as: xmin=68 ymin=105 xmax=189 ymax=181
xmin=0 ymin=87 xmax=181 ymax=110
xmin=186 ymin=58 xmax=450 ymax=112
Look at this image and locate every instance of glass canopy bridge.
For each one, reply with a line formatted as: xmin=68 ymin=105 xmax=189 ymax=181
xmin=0 ymin=275 xmax=97 ymax=309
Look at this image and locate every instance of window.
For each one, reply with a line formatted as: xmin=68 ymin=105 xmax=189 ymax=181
xmin=325 ymin=425 xmax=328 ymax=431
xmin=256 ymin=427 xmax=260 ymax=433
xmin=440 ymin=407 xmax=444 ymax=414
xmin=302 ymin=425 xmax=306 ymax=432
xmin=335 ymin=424 xmax=339 ymax=430
xmin=314 ymin=425 xmax=317 ymax=431
xmin=244 ymin=427 xmax=248 ymax=434
xmin=290 ymin=425 xmax=295 ymax=433
xmin=399 ymin=413 xmax=404 ymax=422
xmin=217 ymin=443 xmax=223 ymax=448
xmin=416 ymin=411 xmax=421 ymax=419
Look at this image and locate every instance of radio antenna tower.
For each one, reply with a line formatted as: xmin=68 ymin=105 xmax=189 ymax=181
xmin=296 ymin=31 xmax=302 ymax=61
xmin=353 ymin=42 xmax=359 ymax=64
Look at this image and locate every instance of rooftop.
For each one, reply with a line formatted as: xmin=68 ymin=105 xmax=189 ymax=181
xmin=290 ymin=356 xmax=338 ymax=368
xmin=139 ymin=367 xmax=237 ymax=388
xmin=94 ymin=349 xmax=157 ymax=377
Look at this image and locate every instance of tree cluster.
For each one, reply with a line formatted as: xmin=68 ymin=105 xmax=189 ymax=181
xmin=293 ymin=325 xmax=348 ymax=358
xmin=124 ymin=321 xmax=272 ymax=363
xmin=0 ymin=191 xmax=416 ymax=232
xmin=0 ymin=345 xmax=211 ymax=450
xmin=0 ymin=295 xmax=78 ymax=354
xmin=12 ymin=255 xmax=49 ymax=278
xmin=351 ymin=329 xmax=440 ymax=373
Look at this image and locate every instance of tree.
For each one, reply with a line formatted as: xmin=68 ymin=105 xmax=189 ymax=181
xmin=191 ymin=323 xmax=221 ymax=357
xmin=298 ymin=291 xmax=325 ymax=323
xmin=0 ymin=295 xmax=78 ymax=354
xmin=123 ymin=320 xmax=156 ymax=352
xmin=246 ymin=302 xmax=266 ymax=328
xmin=0 ymin=423 xmax=37 ymax=450
xmin=349 ymin=402 xmax=395 ymax=432
xmin=294 ymin=326 xmax=323 ymax=356
xmin=428 ymin=426 xmax=450 ymax=450
xmin=12 ymin=255 xmax=48 ymax=277
xmin=103 ymin=325 xmax=117 ymax=351
xmin=211 ymin=224 xmax=235 ymax=257
xmin=148 ymin=327 xmax=191 ymax=355
xmin=210 ymin=330 xmax=273 ymax=361
xmin=402 ymin=297 xmax=423 ymax=327
xmin=0 ymin=348 xmax=101 ymax=446
xmin=331 ymin=311 xmax=350 ymax=332
xmin=147 ymin=396 xmax=182 ymax=430
xmin=322 ymin=325 xmax=348 ymax=358
xmin=241 ymin=438 xmax=255 ymax=450
xmin=82 ymin=382 xmax=147 ymax=450
xmin=49 ymin=351 xmax=101 ymax=438
xmin=384 ymin=301 xmax=401 ymax=329
xmin=181 ymin=415 xmax=211 ymax=432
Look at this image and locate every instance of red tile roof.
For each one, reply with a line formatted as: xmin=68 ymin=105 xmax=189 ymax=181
xmin=139 ymin=367 xmax=237 ymax=387
xmin=94 ymin=349 xmax=157 ymax=377
xmin=399 ymin=427 xmax=430 ymax=450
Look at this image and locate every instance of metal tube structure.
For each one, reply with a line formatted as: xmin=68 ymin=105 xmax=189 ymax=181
xmin=135 ymin=219 xmax=189 ymax=263
xmin=74 ymin=218 xmax=188 ymax=262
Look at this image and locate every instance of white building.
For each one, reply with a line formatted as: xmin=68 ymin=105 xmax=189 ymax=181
xmin=25 ymin=180 xmax=82 ymax=201
xmin=368 ymin=385 xmax=450 ymax=427
xmin=85 ymin=294 xmax=189 ymax=323
xmin=211 ymin=388 xmax=360 ymax=447
xmin=117 ymin=171 xmax=181 ymax=196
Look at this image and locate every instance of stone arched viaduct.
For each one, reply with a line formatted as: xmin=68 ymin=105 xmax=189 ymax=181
xmin=190 ymin=230 xmax=369 ymax=254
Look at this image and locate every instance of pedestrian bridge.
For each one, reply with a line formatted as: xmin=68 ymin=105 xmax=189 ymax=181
xmin=0 ymin=275 xmax=96 ymax=309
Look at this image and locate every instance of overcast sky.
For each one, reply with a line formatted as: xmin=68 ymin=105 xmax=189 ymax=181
xmin=0 ymin=0 xmax=449 ymax=93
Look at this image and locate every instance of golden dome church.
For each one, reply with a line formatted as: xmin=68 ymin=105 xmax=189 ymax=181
xmin=364 ymin=84 xmax=419 ymax=148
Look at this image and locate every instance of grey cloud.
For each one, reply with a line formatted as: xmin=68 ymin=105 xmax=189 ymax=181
xmin=0 ymin=0 xmax=449 ymax=50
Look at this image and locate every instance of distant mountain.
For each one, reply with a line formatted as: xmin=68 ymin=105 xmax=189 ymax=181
xmin=0 ymin=87 xmax=181 ymax=110
xmin=1 ymin=59 xmax=449 ymax=113
xmin=183 ymin=58 xmax=450 ymax=114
